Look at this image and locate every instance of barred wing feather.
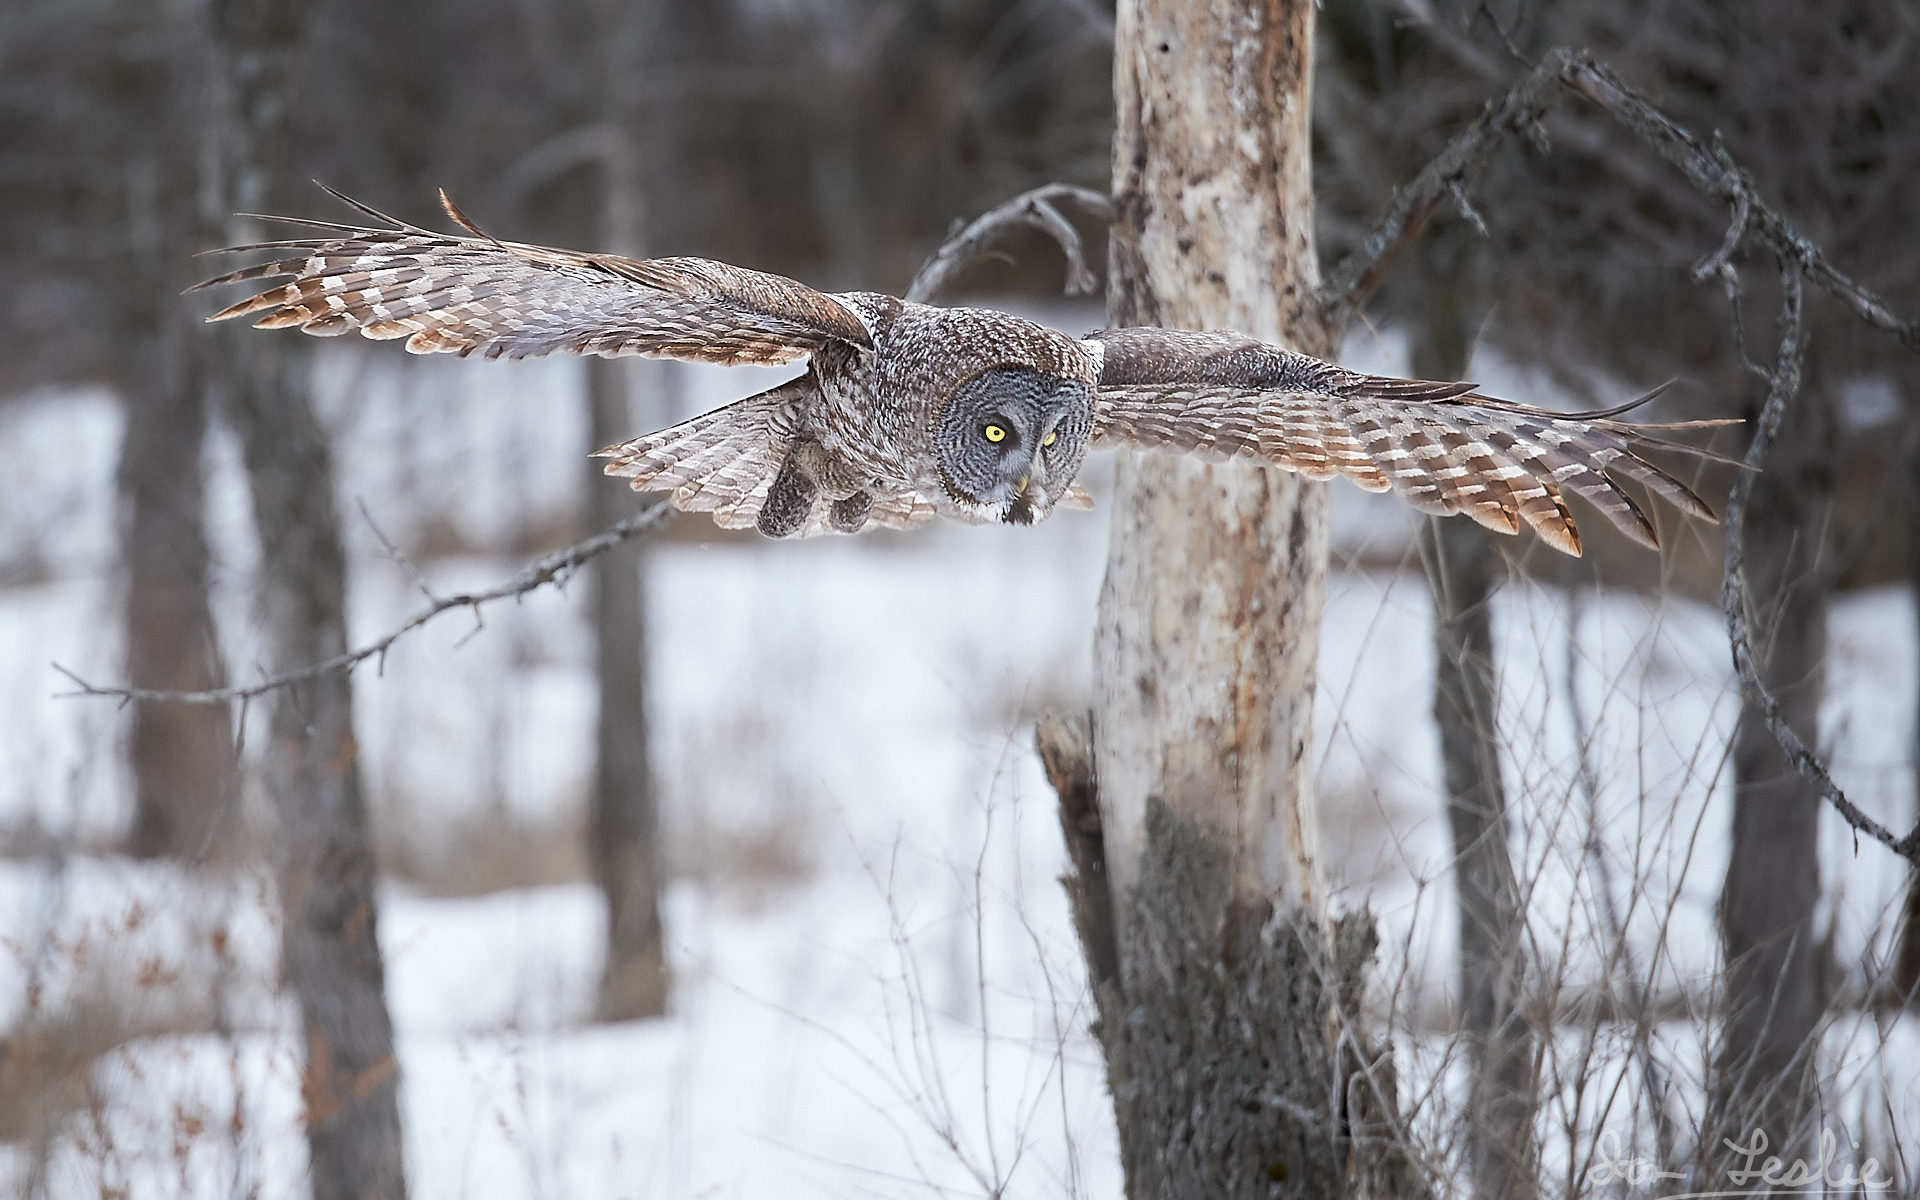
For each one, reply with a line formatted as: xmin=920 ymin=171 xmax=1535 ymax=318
xmin=193 ymin=187 xmax=873 ymax=366
xmin=594 ymin=379 xmax=936 ymax=536
xmin=1086 ymin=326 xmax=1722 ymax=557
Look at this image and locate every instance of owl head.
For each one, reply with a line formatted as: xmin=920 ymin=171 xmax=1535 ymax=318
xmin=936 ymin=366 xmax=1093 ymax=524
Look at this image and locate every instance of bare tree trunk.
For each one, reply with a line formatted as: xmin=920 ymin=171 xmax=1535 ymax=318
xmin=1422 ymin=520 xmax=1539 ymax=1198
xmin=120 ymin=74 xmax=234 ymax=861
xmin=1411 ymin=296 xmax=1538 ymax=1200
xmin=587 ymin=356 xmax=670 ymax=1021
xmin=1709 ymin=366 xmax=1834 ymax=1170
xmin=208 ymin=3 xmax=407 ymax=1196
xmin=121 ymin=315 xmax=234 ymax=859
xmin=1895 ymin=409 xmax=1920 ymax=1007
xmin=1066 ymin=4 xmax=1420 ymax=1197
xmin=587 ymin=0 xmax=670 ymax=1021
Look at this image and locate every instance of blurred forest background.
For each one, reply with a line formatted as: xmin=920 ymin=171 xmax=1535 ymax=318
xmin=3 ymin=0 xmax=1919 ymax=1197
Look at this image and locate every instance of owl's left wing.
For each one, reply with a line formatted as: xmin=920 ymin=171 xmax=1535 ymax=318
xmin=192 ymin=187 xmax=873 ymax=366
xmin=597 ymin=376 xmax=939 ymax=537
xmin=1085 ymin=326 xmax=1722 ymax=557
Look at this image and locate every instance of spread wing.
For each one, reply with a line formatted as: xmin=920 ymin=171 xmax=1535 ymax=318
xmin=1086 ymin=326 xmax=1725 ymax=557
xmin=192 ymin=186 xmax=874 ymax=366
xmin=594 ymin=377 xmax=936 ymax=536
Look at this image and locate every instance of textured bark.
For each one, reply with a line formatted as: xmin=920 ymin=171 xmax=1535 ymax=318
xmin=1085 ymin=4 xmax=1414 ymax=1197
xmin=1098 ymin=0 xmax=1331 ymax=931
xmin=1412 ymin=298 xmax=1539 ymax=1200
xmin=209 ymin=3 xmax=407 ymax=1197
xmin=588 ymin=357 xmax=670 ymax=1022
xmin=1038 ymin=714 xmax=1120 ymax=1010
xmin=1709 ymin=367 xmax=1834 ymax=1168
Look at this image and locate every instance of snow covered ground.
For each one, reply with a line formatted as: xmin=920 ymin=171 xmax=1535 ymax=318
xmin=2 ymin=316 xmax=1915 ymax=1197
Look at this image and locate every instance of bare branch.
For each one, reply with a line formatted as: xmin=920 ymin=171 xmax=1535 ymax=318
xmin=1320 ymin=49 xmax=1920 ymax=355
xmin=1719 ymin=270 xmax=1920 ymax=861
xmin=1690 ymin=166 xmax=1751 ymax=285
xmin=1559 ymin=59 xmax=1920 ymax=353
xmin=1319 ymin=49 xmax=1572 ymax=324
xmin=57 ymin=500 xmax=673 ymax=707
xmin=904 ymin=183 xmax=1114 ymax=305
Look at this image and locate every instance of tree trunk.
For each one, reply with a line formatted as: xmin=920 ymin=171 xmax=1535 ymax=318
xmin=1073 ymin=4 xmax=1418 ymax=1197
xmin=1411 ymin=295 xmax=1538 ymax=1200
xmin=120 ymin=308 xmax=235 ymax=860
xmin=120 ymin=64 xmax=234 ymax=862
xmin=1709 ymin=366 xmax=1834 ymax=1170
xmin=208 ymin=3 xmax=407 ymax=1197
xmin=1422 ymin=522 xmax=1539 ymax=1199
xmin=587 ymin=356 xmax=670 ymax=1021
xmin=1895 ymin=408 xmax=1920 ymax=1008
xmin=587 ymin=3 xmax=670 ymax=1021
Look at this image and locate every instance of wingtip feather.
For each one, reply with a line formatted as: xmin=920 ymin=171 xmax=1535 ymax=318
xmin=438 ymin=189 xmax=494 ymax=240
xmin=207 ymin=293 xmax=280 ymax=323
xmin=1546 ymin=523 xmax=1585 ymax=557
xmin=313 ymin=181 xmax=430 ymax=233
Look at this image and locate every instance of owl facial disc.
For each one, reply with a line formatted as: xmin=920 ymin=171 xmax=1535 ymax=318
xmin=935 ymin=366 xmax=1093 ymax=524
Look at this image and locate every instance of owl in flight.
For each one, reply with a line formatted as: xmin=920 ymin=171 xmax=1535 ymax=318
xmin=197 ymin=188 xmax=1718 ymax=555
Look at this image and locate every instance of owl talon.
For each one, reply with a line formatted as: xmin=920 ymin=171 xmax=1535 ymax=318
xmin=829 ymin=492 xmax=872 ymax=534
xmin=757 ymin=443 xmax=820 ymax=538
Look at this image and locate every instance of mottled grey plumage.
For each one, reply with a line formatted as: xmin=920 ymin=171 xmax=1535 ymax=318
xmin=197 ymin=189 xmax=1724 ymax=555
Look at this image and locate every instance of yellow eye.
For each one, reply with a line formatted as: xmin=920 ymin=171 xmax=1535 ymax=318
xmin=983 ymin=424 xmax=1008 ymax=444
xmin=1041 ymin=431 xmax=1058 ymax=448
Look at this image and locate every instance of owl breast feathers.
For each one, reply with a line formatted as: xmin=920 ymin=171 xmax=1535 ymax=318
xmin=196 ymin=187 xmax=1729 ymax=556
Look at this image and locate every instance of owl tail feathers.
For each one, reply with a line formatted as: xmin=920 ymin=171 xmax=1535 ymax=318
xmin=595 ymin=378 xmax=807 ymax=530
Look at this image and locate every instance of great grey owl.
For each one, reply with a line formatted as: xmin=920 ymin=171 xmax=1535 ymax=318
xmin=197 ymin=189 xmax=1720 ymax=555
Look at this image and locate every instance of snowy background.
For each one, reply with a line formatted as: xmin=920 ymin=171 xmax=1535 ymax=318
xmin=2 ymin=313 xmax=1916 ymax=1197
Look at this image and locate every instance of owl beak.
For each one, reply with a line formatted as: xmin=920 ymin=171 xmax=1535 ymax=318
xmin=1005 ymin=460 xmax=1048 ymax=525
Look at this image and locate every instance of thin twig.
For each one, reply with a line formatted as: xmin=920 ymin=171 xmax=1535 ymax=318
xmin=1690 ymin=159 xmax=1751 ymax=285
xmin=56 ymin=501 xmax=673 ymax=706
xmin=354 ymin=496 xmax=442 ymax=606
xmin=904 ymin=183 xmax=1114 ymax=305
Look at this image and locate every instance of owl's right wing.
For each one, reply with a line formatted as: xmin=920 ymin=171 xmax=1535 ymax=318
xmin=1086 ymin=326 xmax=1725 ymax=557
xmin=193 ymin=187 xmax=873 ymax=366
